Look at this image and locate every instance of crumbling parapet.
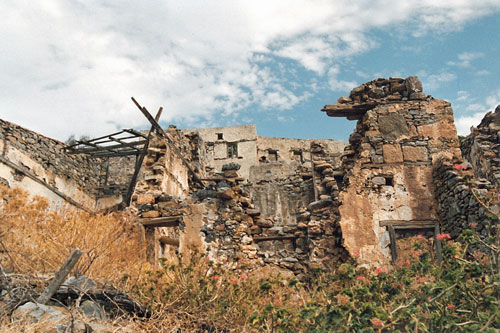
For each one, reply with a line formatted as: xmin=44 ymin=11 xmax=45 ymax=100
xmin=323 ymin=76 xmax=462 ymax=267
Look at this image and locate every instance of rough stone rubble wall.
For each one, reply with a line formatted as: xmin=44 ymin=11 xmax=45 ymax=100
xmin=433 ymin=159 xmax=495 ymax=240
xmin=460 ymin=105 xmax=500 ymax=188
xmin=133 ymin=127 xmax=350 ymax=275
xmin=323 ymin=77 xmax=462 ymax=267
xmin=0 ymin=119 xmax=105 ymax=208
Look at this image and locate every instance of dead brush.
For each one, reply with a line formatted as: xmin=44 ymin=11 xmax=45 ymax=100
xmin=0 ymin=184 xmax=143 ymax=281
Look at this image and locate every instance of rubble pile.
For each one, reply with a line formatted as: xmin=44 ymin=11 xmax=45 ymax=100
xmin=307 ymin=142 xmax=349 ymax=266
xmin=322 ymin=76 xmax=428 ymax=120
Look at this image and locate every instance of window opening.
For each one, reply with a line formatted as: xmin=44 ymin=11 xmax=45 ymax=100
xmin=268 ymin=149 xmax=278 ymax=162
xmin=216 ymin=133 xmax=223 ymax=140
xmin=227 ymin=142 xmax=238 ymax=158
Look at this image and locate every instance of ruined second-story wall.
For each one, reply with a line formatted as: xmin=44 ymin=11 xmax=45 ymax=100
xmin=323 ymin=77 xmax=462 ymax=267
xmin=0 ymin=119 xmax=105 ymax=209
xmin=183 ymin=125 xmax=258 ymax=180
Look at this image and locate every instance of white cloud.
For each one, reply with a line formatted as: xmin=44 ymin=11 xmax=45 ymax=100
xmin=1 ymin=1 xmax=500 ymax=139
xmin=455 ymin=88 xmax=500 ymax=135
xmin=421 ymin=72 xmax=457 ymax=91
xmin=328 ymin=66 xmax=357 ymax=92
xmin=447 ymin=52 xmax=484 ymax=67
xmin=455 ymin=112 xmax=486 ymax=135
xmin=475 ymin=70 xmax=491 ymax=76
xmin=456 ymin=90 xmax=470 ymax=102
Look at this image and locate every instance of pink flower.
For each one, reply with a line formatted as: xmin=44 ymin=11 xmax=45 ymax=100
xmin=416 ymin=234 xmax=424 ymax=239
xmin=405 ymin=259 xmax=411 ymax=266
xmin=470 ymin=222 xmax=478 ymax=228
xmin=453 ymin=164 xmax=467 ymax=170
xmin=211 ymin=275 xmax=220 ymax=281
xmin=353 ymin=251 xmax=360 ymax=258
xmin=371 ymin=318 xmax=385 ymax=329
xmin=416 ymin=277 xmax=426 ymax=284
xmin=376 ymin=268 xmax=388 ymax=275
xmin=447 ymin=304 xmax=456 ymax=309
xmin=436 ymin=233 xmax=451 ymax=241
xmin=356 ymin=275 xmax=366 ymax=281
xmin=240 ymin=274 xmax=247 ymax=280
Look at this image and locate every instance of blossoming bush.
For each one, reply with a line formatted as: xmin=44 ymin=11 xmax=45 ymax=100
xmin=249 ymin=232 xmax=499 ymax=332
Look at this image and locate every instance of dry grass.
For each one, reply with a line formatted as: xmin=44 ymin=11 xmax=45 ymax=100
xmin=0 ymin=185 xmax=142 ymax=281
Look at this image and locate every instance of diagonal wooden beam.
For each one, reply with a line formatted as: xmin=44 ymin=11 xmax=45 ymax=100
xmin=130 ymin=97 xmax=205 ymax=188
xmin=123 ymin=107 xmax=163 ymax=206
xmin=131 ymin=97 xmax=166 ymax=137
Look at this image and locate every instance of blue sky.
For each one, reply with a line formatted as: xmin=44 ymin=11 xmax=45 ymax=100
xmin=1 ymin=1 xmax=500 ymax=142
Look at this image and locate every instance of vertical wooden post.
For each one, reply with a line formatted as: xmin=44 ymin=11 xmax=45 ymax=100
xmin=388 ymin=225 xmax=398 ymax=262
xmin=434 ymin=224 xmax=443 ymax=265
xmin=145 ymin=227 xmax=156 ymax=264
xmin=36 ymin=248 xmax=83 ymax=305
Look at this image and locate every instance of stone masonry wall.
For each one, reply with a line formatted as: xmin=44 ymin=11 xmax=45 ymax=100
xmin=323 ymin=77 xmax=462 ymax=267
xmin=460 ymin=105 xmax=500 ymax=188
xmin=0 ymin=120 xmax=104 ymax=192
xmin=433 ymin=158 xmax=496 ymax=240
xmin=0 ymin=119 xmax=105 ymax=209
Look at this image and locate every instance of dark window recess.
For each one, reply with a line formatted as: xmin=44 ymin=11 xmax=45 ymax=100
xmin=227 ymin=142 xmax=238 ymax=158
xmin=292 ymin=150 xmax=303 ymax=163
xmin=385 ymin=176 xmax=394 ymax=186
xmin=268 ymin=149 xmax=278 ymax=162
xmin=216 ymin=133 xmax=223 ymax=140
xmin=259 ymin=156 xmax=267 ymax=162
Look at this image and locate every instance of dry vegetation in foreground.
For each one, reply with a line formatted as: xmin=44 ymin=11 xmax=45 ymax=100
xmin=0 ymin=185 xmax=499 ymax=332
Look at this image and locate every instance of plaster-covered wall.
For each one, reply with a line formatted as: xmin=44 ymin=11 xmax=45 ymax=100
xmin=323 ymin=77 xmax=462 ymax=267
xmin=183 ymin=125 xmax=258 ymax=179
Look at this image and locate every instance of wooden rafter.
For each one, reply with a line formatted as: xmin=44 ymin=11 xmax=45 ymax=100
xmin=63 ymin=129 xmax=147 ymax=158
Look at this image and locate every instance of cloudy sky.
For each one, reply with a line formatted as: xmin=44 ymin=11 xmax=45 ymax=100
xmin=1 ymin=1 xmax=500 ymax=142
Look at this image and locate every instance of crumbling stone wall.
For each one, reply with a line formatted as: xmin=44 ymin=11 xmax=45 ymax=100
xmin=0 ymin=119 xmax=105 ymax=208
xmin=460 ymin=105 xmax=500 ymax=188
xmin=323 ymin=77 xmax=462 ymax=267
xmin=433 ymin=158 xmax=495 ymax=240
xmin=183 ymin=125 xmax=258 ymax=179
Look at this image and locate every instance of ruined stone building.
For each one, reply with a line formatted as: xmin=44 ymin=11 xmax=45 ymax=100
xmin=1 ymin=76 xmax=499 ymax=275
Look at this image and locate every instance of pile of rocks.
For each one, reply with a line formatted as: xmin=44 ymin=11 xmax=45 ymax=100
xmin=3 ymin=274 xmax=146 ymax=332
xmin=322 ymin=76 xmax=428 ymax=120
xmin=307 ymin=142 xmax=349 ymax=266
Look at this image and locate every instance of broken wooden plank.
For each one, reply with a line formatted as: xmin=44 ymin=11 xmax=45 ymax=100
xmin=388 ymin=225 xmax=398 ymax=262
xmin=200 ymin=177 xmax=245 ymax=182
xmin=131 ymin=97 xmax=205 ymax=187
xmin=379 ymin=220 xmax=437 ymax=229
xmin=66 ymin=140 xmax=147 ymax=154
xmin=145 ymin=228 xmax=155 ymax=264
xmin=131 ymin=97 xmax=167 ymax=137
xmin=138 ymin=216 xmax=182 ymax=228
xmin=36 ymin=248 xmax=83 ymax=305
xmin=253 ymin=235 xmax=298 ymax=242
xmin=159 ymin=236 xmax=180 ymax=247
xmin=321 ymin=102 xmax=378 ymax=119
xmin=0 ymin=156 xmax=89 ymax=212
